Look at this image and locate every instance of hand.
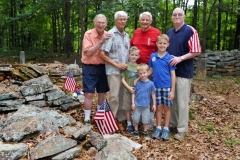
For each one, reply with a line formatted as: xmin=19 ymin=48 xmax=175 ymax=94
xmin=152 ymin=104 xmax=156 ymax=112
xmin=168 ymin=91 xmax=175 ymax=101
xmin=100 ymin=32 xmax=112 ymax=42
xmin=169 ymin=55 xmax=182 ymax=66
xmin=117 ymin=63 xmax=127 ymax=70
xmin=132 ymin=104 xmax=136 ymax=110
xmin=133 ymin=77 xmax=140 ymax=86
xmin=128 ymin=87 xmax=135 ymax=94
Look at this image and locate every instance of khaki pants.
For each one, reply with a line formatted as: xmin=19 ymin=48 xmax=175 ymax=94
xmin=107 ymin=75 xmax=126 ymax=121
xmin=170 ymin=77 xmax=192 ymax=133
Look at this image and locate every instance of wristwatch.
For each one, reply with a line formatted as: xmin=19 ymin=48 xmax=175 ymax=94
xmin=181 ymin=56 xmax=185 ymax=61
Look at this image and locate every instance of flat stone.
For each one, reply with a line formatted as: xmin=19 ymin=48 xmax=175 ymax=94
xmin=0 ymin=92 xmax=19 ymax=100
xmin=49 ymin=95 xmax=73 ymax=106
xmin=30 ymin=136 xmax=77 ymax=159
xmin=0 ymin=142 xmax=28 ymax=160
xmin=51 ymin=145 xmax=82 ymax=160
xmin=28 ymin=100 xmax=47 ymax=108
xmin=72 ymin=125 xmax=92 ymax=140
xmin=46 ymin=85 xmax=65 ymax=101
xmin=88 ymin=132 xmax=107 ymax=151
xmin=60 ymin=101 xmax=81 ymax=111
xmin=20 ymin=84 xmax=51 ymax=96
xmin=0 ymin=116 xmax=43 ymax=141
xmin=25 ymin=93 xmax=46 ymax=102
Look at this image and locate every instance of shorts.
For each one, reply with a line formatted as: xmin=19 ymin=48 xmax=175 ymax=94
xmin=82 ymin=64 xmax=109 ymax=93
xmin=122 ymin=91 xmax=132 ymax=111
xmin=132 ymin=107 xmax=150 ymax=124
xmin=156 ymin=87 xmax=173 ymax=106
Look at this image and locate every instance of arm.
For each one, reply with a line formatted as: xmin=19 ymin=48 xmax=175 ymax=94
xmin=169 ymin=52 xmax=201 ymax=66
xmin=121 ymin=76 xmax=135 ymax=94
xmin=151 ymin=91 xmax=156 ymax=112
xmin=168 ymin=70 xmax=176 ymax=101
xmin=132 ymin=92 xmax=136 ymax=110
xmin=100 ymin=50 xmax=127 ymax=70
xmin=84 ymin=32 xmax=112 ymax=57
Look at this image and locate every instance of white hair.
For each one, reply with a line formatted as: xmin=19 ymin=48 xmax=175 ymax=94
xmin=93 ymin=14 xmax=107 ymax=22
xmin=139 ymin=12 xmax=152 ymax=20
xmin=114 ymin=11 xmax=128 ymax=20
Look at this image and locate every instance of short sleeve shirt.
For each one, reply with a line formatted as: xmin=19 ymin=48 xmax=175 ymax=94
xmin=101 ymin=26 xmax=130 ymax=75
xmin=134 ymin=80 xmax=156 ymax=107
xmin=149 ymin=52 xmax=176 ymax=88
xmin=81 ymin=28 xmax=107 ymax=64
xmin=120 ymin=63 xmax=138 ymax=93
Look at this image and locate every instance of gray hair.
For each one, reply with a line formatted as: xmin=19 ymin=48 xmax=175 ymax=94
xmin=93 ymin=14 xmax=107 ymax=22
xmin=114 ymin=11 xmax=128 ymax=20
xmin=139 ymin=12 xmax=152 ymax=20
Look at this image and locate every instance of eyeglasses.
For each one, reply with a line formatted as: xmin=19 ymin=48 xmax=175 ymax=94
xmin=172 ymin=13 xmax=184 ymax=17
xmin=117 ymin=18 xmax=127 ymax=22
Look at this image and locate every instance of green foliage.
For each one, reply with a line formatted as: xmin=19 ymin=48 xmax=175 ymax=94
xmin=0 ymin=0 xmax=239 ymax=56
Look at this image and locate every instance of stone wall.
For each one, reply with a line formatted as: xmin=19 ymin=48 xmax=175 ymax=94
xmin=195 ymin=49 xmax=240 ymax=76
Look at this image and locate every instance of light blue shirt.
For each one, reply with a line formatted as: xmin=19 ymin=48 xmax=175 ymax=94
xmin=101 ymin=26 xmax=130 ymax=75
xmin=134 ymin=80 xmax=156 ymax=107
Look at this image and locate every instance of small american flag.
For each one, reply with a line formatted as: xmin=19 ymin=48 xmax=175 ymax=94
xmin=94 ymin=99 xmax=119 ymax=135
xmin=64 ymin=70 xmax=76 ymax=92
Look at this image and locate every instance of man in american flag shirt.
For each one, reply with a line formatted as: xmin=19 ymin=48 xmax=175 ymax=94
xmin=167 ymin=7 xmax=202 ymax=141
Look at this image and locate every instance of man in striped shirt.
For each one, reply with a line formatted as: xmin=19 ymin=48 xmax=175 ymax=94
xmin=167 ymin=7 xmax=202 ymax=141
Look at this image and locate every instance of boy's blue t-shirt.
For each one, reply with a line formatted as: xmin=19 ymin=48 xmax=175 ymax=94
xmin=149 ymin=51 xmax=176 ymax=88
xmin=134 ymin=80 xmax=156 ymax=107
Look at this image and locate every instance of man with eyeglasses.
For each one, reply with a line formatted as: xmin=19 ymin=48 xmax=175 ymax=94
xmin=167 ymin=7 xmax=202 ymax=141
xmin=100 ymin=11 xmax=130 ymax=122
xmin=81 ymin=14 xmax=112 ymax=125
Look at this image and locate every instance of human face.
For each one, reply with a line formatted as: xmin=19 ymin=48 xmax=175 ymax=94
xmin=139 ymin=14 xmax=152 ymax=32
xmin=156 ymin=38 xmax=169 ymax=53
xmin=115 ymin=16 xmax=127 ymax=32
xmin=94 ymin=17 xmax=107 ymax=35
xmin=172 ymin=8 xmax=185 ymax=26
xmin=138 ymin=70 xmax=148 ymax=81
xmin=128 ymin=51 xmax=139 ymax=63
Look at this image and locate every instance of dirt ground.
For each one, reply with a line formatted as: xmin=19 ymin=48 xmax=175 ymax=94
xmin=74 ymin=76 xmax=240 ymax=159
xmin=1 ymin=56 xmax=240 ymax=159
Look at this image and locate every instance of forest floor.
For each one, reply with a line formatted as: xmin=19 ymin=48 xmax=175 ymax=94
xmin=73 ymin=75 xmax=240 ymax=159
xmin=1 ymin=55 xmax=240 ymax=159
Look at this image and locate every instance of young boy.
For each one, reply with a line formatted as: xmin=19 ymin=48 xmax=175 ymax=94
xmin=121 ymin=46 xmax=140 ymax=133
xmin=132 ymin=63 xmax=156 ymax=140
xmin=149 ymin=34 xmax=176 ymax=140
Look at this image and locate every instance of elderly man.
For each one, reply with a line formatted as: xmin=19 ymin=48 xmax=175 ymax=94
xmin=167 ymin=8 xmax=201 ymax=140
xmin=81 ymin=14 xmax=111 ymax=124
xmin=100 ymin=11 xmax=130 ymax=122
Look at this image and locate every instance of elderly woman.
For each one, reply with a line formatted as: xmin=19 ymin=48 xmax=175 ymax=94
xmin=131 ymin=12 xmax=161 ymax=64
xmin=131 ymin=12 xmax=161 ymax=131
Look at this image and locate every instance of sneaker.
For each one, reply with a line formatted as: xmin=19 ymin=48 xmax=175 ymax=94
xmin=152 ymin=128 xmax=162 ymax=139
xmin=161 ymin=129 xmax=170 ymax=141
xmin=142 ymin=131 xmax=150 ymax=140
xmin=83 ymin=120 xmax=90 ymax=125
xmin=174 ymin=132 xmax=187 ymax=141
xmin=127 ymin=125 xmax=134 ymax=133
xmin=133 ymin=131 xmax=140 ymax=139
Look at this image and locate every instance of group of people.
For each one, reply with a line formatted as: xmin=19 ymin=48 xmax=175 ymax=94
xmin=81 ymin=8 xmax=201 ymax=141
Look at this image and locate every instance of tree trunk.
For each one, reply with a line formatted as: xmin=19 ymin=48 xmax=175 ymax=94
xmin=64 ymin=0 xmax=71 ymax=58
xmin=217 ymin=0 xmax=222 ymax=50
xmin=202 ymin=0 xmax=207 ymax=52
xmin=234 ymin=0 xmax=240 ymax=49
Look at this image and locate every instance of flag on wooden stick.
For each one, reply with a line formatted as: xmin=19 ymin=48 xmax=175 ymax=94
xmin=94 ymin=99 xmax=119 ymax=135
xmin=64 ymin=70 xmax=76 ymax=92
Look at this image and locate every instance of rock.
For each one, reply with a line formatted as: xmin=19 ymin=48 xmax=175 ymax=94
xmin=95 ymin=141 xmax=136 ymax=160
xmin=30 ymin=136 xmax=77 ymax=159
xmin=25 ymin=93 xmax=46 ymax=102
xmin=0 ymin=142 xmax=28 ymax=160
xmin=61 ymin=101 xmax=81 ymax=111
xmin=88 ymin=132 xmax=107 ymax=151
xmin=103 ymin=134 xmax=142 ymax=151
xmin=72 ymin=125 xmax=93 ymax=140
xmin=51 ymin=145 xmax=82 ymax=160
xmin=0 ymin=116 xmax=43 ymax=141
xmin=0 ymin=92 xmax=19 ymax=100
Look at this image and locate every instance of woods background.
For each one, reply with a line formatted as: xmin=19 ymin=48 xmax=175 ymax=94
xmin=0 ymin=0 xmax=240 ymax=61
